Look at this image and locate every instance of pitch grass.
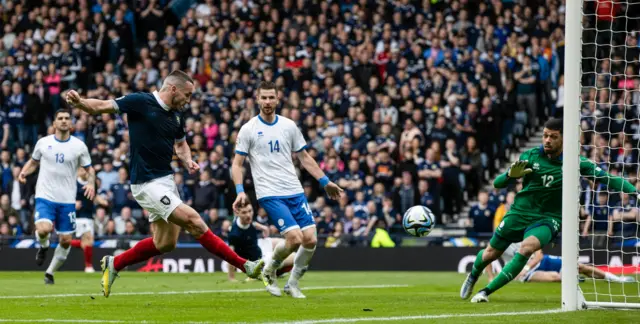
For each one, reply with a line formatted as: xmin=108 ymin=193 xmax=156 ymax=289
xmin=0 ymin=272 xmax=638 ymax=323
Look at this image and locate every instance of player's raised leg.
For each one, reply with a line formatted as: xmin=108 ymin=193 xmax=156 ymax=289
xmin=460 ymin=242 xmax=505 ymax=299
xmin=168 ymin=203 xmax=263 ymax=276
xmin=471 ymin=227 xmax=548 ymax=303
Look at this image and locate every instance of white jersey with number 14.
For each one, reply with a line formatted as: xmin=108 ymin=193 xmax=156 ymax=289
xmin=32 ymin=135 xmax=92 ymax=204
xmin=235 ymin=115 xmax=306 ymax=200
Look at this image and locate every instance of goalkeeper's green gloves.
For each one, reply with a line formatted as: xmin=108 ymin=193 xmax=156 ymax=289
xmin=507 ymin=160 xmax=533 ymax=179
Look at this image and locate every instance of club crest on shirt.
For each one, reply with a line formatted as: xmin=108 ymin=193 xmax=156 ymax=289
xmin=176 ymin=115 xmax=180 ymax=124
xmin=533 ymin=163 xmax=540 ymax=170
xmin=47 ymin=145 xmax=52 ymax=150
xmin=258 ymin=131 xmax=264 ymax=137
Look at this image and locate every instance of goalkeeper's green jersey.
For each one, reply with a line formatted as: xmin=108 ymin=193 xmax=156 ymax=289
xmin=494 ymin=146 xmax=637 ymax=222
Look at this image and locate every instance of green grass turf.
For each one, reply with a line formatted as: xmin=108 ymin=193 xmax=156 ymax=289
xmin=0 ymin=271 xmax=638 ymax=323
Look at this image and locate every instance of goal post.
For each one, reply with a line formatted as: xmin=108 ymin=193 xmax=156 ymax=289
xmin=563 ymin=0 xmax=640 ymax=311
xmin=561 ymin=0 xmax=582 ymax=311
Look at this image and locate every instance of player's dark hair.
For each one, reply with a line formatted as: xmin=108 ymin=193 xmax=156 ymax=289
xmin=257 ymin=81 xmax=278 ymax=94
xmin=544 ymin=118 xmax=563 ymax=133
xmin=54 ymin=108 xmax=71 ymax=119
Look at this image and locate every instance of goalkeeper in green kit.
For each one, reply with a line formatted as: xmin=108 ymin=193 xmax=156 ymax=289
xmin=460 ymin=118 xmax=639 ymax=303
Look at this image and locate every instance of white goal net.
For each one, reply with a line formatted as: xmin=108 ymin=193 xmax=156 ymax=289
xmin=564 ymin=0 xmax=640 ymax=310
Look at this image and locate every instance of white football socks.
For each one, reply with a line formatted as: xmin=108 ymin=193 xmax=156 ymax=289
xmin=604 ymin=272 xmax=626 ymax=282
xmin=46 ymin=244 xmax=70 ymax=275
xmin=289 ymin=246 xmax=316 ymax=285
xmin=36 ymin=230 xmax=50 ymax=248
xmin=266 ymin=240 xmax=289 ymax=272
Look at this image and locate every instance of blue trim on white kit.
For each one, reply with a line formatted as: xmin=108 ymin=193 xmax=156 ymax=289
xmin=258 ymin=115 xmax=278 ymax=126
xmin=257 ymin=192 xmax=305 ymax=203
xmin=295 ymin=145 xmax=307 ymax=153
xmin=54 ymin=136 xmax=70 ymax=143
xmin=235 ymin=150 xmax=248 ymax=156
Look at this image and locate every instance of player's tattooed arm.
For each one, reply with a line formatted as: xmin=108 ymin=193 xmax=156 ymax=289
xmin=65 ymin=90 xmax=117 ymax=114
xmin=83 ymin=166 xmax=96 ymax=200
xmin=174 ymin=140 xmax=199 ymax=174
xmin=18 ymin=158 xmax=40 ymax=184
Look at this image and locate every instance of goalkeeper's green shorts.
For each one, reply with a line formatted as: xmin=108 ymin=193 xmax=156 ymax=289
xmin=490 ymin=214 xmax=561 ymax=251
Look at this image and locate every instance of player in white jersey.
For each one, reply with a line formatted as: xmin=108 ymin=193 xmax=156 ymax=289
xmin=486 ymin=242 xmax=633 ymax=283
xmin=19 ymin=109 xmax=95 ymax=284
xmin=231 ymin=81 xmax=343 ymax=298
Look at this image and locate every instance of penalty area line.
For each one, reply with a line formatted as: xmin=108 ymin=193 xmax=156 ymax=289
xmin=263 ymin=309 xmax=565 ymax=324
xmin=0 ymin=284 xmax=408 ymax=300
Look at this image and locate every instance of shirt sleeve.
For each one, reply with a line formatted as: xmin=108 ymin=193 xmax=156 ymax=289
xmin=79 ymin=143 xmax=92 ymax=168
xmin=292 ymin=124 xmax=307 ymax=153
xmin=235 ymin=125 xmax=250 ymax=156
xmin=111 ymin=93 xmax=145 ymax=115
xmin=32 ymin=139 xmax=43 ymax=161
xmin=580 ymin=156 xmax=637 ymax=194
xmin=175 ymin=113 xmax=186 ymax=143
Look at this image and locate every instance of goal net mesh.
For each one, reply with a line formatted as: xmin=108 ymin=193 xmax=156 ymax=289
xmin=579 ymin=0 xmax=640 ymax=305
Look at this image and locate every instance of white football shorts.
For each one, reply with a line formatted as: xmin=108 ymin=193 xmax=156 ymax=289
xmin=258 ymin=237 xmax=273 ymax=259
xmin=131 ymin=174 xmax=182 ymax=223
xmin=75 ymin=218 xmax=94 ymax=238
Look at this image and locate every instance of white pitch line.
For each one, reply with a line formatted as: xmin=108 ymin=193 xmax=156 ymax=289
xmin=264 ymin=309 xmax=565 ymax=324
xmin=0 ymin=284 xmax=408 ymax=300
xmin=0 ymin=309 xmax=568 ymax=324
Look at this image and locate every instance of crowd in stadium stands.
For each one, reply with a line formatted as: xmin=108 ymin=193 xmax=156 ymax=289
xmin=0 ymin=0 xmax=632 ymax=247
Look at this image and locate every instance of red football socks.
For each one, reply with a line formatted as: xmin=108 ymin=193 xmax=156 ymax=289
xmin=113 ymin=237 xmax=161 ymax=271
xmin=276 ymin=265 xmax=293 ymax=277
xmin=84 ymin=245 xmax=93 ymax=268
xmin=198 ymin=229 xmax=247 ymax=270
xmin=70 ymin=240 xmax=82 ymax=248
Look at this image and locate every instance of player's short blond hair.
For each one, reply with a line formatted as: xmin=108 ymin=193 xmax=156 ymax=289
xmin=162 ymin=70 xmax=194 ymax=90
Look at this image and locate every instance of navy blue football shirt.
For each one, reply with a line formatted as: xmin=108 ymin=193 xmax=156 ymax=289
xmin=112 ymin=91 xmax=186 ymax=184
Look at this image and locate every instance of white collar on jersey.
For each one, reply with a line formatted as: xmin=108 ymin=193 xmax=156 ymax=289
xmin=235 ymin=217 xmax=251 ymax=230
xmin=152 ymin=90 xmax=171 ymax=111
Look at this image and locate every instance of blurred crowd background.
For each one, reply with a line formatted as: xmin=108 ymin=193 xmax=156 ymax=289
xmin=0 ymin=0 xmax=638 ymax=248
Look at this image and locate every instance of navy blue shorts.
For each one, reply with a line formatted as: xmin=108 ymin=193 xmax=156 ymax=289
xmin=259 ymin=194 xmax=314 ymax=234
xmin=34 ymin=198 xmax=76 ymax=234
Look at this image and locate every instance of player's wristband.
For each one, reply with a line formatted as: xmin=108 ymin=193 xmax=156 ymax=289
xmin=235 ymin=184 xmax=245 ymax=194
xmin=319 ymin=175 xmax=330 ymax=187
xmin=523 ymin=265 xmax=531 ymax=272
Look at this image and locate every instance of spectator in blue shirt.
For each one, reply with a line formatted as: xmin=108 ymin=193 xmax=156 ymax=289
xmin=469 ymin=190 xmax=496 ymax=235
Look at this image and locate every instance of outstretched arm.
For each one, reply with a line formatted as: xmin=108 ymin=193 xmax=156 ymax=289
xmin=65 ymin=90 xmax=118 ymax=114
xmin=581 ymin=159 xmax=637 ymax=194
xmin=296 ymin=149 xmax=344 ymax=200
